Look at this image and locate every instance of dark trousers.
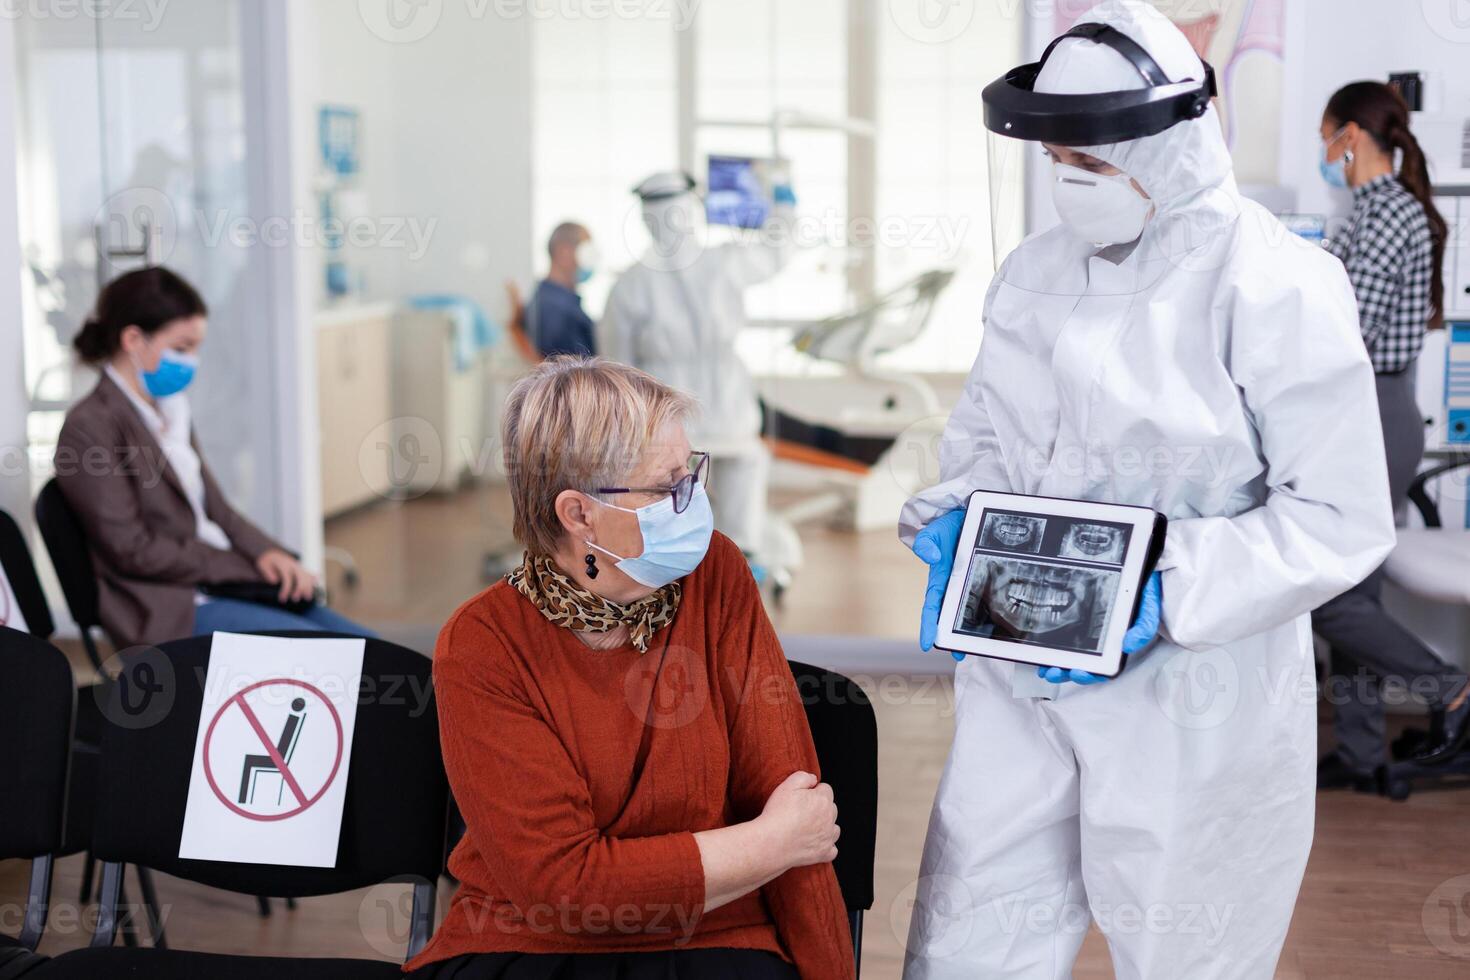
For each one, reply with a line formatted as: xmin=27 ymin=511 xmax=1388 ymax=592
xmin=1312 ymin=367 xmax=1467 ymax=772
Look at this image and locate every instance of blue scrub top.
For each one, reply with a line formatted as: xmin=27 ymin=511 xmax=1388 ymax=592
xmin=526 ymin=279 xmax=596 ymax=358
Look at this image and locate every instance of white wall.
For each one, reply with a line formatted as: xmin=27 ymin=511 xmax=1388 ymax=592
xmin=295 ymin=2 xmax=404 ymax=310
xmin=277 ymin=2 xmax=532 ymax=563
xmin=388 ymin=6 xmax=534 ymax=320
xmin=290 ymin=1 xmax=534 ymax=320
xmin=1281 ymin=0 xmax=1470 ymax=221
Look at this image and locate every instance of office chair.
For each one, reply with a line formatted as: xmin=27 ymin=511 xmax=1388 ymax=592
xmin=0 ymin=504 xmax=123 ymax=925
xmin=789 ymin=660 xmax=878 ymax=977
xmin=1378 ymin=457 xmax=1470 ymax=800
xmin=0 ymin=627 xmax=74 ymax=978
xmin=34 ymin=480 xmax=306 ymax=923
xmin=32 ymin=481 xmax=105 ymax=672
xmin=34 ymin=632 xmax=448 ymax=978
xmin=0 ymin=508 xmax=56 ymax=638
xmin=31 ymin=481 xmax=197 ymax=942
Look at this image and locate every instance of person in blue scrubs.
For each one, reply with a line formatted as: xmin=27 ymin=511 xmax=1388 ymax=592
xmin=525 ymin=221 xmax=597 ymax=357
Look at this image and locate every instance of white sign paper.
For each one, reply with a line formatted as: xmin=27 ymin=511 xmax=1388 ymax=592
xmin=178 ymin=632 xmax=365 ymax=867
xmin=0 ymin=565 xmax=28 ymax=633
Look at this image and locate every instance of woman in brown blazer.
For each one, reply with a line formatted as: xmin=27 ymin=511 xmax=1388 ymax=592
xmin=54 ymin=267 xmax=370 ymax=648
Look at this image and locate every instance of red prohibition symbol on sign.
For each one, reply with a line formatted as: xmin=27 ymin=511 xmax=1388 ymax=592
xmin=202 ymin=678 xmax=344 ymax=822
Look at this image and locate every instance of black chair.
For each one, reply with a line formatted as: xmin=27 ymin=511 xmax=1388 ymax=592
xmin=34 ymin=481 xmax=301 ymax=924
xmin=32 ymin=632 xmax=449 ymax=978
xmin=32 ymin=481 xmax=104 ymax=672
xmin=0 ymin=504 xmax=116 ymax=920
xmin=789 ymin=660 xmax=878 ymax=978
xmin=0 ymin=627 xmax=75 ymax=977
xmin=0 ymin=505 xmax=98 ymax=742
xmin=26 ymin=487 xmax=171 ymax=938
xmin=0 ymin=509 xmax=55 ymax=639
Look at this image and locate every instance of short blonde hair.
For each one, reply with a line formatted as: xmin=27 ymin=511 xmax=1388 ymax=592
xmin=502 ymin=356 xmax=695 ymax=556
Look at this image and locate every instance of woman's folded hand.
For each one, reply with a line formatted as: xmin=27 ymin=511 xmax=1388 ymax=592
xmin=758 ymin=770 xmax=840 ymax=869
xmin=256 ymin=547 xmax=318 ymax=603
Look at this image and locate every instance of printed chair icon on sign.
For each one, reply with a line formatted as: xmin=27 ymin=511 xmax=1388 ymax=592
xmin=238 ymin=697 xmax=308 ymax=805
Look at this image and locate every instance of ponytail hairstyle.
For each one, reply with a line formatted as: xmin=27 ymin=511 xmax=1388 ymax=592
xmin=72 ymin=266 xmax=208 ymax=363
xmin=1326 ymin=81 xmax=1448 ymax=327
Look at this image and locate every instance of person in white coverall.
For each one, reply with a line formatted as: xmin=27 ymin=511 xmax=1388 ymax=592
xmin=899 ymin=3 xmax=1395 ymax=978
xmin=599 ymin=171 xmax=794 ymax=555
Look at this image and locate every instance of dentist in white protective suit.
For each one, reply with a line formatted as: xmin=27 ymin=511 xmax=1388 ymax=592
xmin=899 ymin=3 xmax=1395 ymax=978
xmin=599 ymin=171 xmax=795 ymax=558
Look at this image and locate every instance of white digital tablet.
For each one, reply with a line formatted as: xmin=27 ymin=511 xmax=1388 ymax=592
xmin=936 ymin=491 xmax=1167 ymax=677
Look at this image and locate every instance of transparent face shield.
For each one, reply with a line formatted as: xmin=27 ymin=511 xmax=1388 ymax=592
xmin=986 ymin=128 xmax=1042 ymax=274
xmin=980 ymin=21 xmax=1218 ymax=291
xmin=985 ymin=128 xmax=1146 ymax=301
xmin=632 ymin=192 xmax=708 ymax=273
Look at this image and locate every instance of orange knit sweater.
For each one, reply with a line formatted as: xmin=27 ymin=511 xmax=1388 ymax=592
xmin=405 ymin=532 xmax=853 ymax=978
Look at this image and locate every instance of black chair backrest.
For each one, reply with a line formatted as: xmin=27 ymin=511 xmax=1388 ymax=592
xmin=91 ymin=631 xmax=449 ymax=897
xmin=789 ymin=660 xmax=877 ymax=914
xmin=0 ymin=507 xmax=55 ymax=638
xmin=0 ymin=627 xmax=74 ymax=860
xmin=1408 ymin=459 xmax=1470 ymax=528
xmin=34 ymin=479 xmax=100 ymax=631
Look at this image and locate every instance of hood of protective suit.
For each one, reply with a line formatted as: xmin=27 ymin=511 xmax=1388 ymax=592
xmin=1036 ymin=0 xmax=1236 ymax=224
xmin=640 ymin=191 xmax=707 ymax=272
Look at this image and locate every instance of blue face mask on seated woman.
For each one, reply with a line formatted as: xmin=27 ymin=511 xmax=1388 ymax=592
xmin=587 ymin=485 xmax=715 ymax=589
xmin=1319 ymin=126 xmax=1351 ymax=189
xmin=137 ymin=349 xmax=199 ymax=398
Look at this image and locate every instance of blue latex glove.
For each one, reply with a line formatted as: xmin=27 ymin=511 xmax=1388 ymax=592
xmin=912 ymin=509 xmax=967 ymax=661
xmin=1039 ymin=570 xmax=1163 ymax=685
xmin=772 ymin=184 xmax=796 ymax=207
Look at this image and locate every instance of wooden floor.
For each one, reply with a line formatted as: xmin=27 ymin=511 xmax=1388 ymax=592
xmin=6 ymin=486 xmax=1470 ymax=977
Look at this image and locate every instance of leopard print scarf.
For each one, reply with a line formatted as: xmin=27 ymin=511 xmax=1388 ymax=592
xmin=507 ymin=551 xmax=680 ymax=653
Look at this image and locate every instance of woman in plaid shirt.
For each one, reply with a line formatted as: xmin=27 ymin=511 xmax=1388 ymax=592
xmin=1312 ymin=81 xmax=1465 ymax=785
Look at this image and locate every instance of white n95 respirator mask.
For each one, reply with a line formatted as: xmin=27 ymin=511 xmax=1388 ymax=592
xmin=1051 ymin=162 xmax=1153 ymax=246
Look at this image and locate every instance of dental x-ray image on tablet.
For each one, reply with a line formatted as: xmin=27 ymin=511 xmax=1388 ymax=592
xmin=955 ymin=555 xmax=1121 ymax=653
xmin=1058 ymin=521 xmax=1127 ymax=564
xmin=978 ymin=512 xmax=1046 ymax=553
xmin=936 ymin=491 xmax=1167 ymax=676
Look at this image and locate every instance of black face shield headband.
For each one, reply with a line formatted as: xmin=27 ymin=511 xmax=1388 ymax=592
xmin=982 ymin=22 xmax=1217 ymax=147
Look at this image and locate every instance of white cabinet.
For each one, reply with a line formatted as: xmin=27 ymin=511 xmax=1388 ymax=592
xmin=317 ymin=305 xmax=394 ymax=518
xmin=389 ymin=310 xmax=491 ymax=496
xmin=317 ymin=304 xmax=504 ymax=516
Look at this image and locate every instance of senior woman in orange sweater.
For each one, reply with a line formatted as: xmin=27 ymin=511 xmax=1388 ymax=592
xmin=406 ymin=357 xmax=852 ymax=979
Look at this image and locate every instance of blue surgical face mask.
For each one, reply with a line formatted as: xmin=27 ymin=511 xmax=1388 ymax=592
xmin=573 ymin=240 xmax=598 ymax=285
xmin=1320 ymin=128 xmax=1351 ymax=189
xmin=139 ymin=349 xmax=198 ymax=398
xmin=588 ymin=485 xmax=714 ymax=589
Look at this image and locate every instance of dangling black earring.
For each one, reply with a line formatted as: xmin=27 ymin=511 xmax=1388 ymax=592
xmin=584 ymin=551 xmax=599 ymax=580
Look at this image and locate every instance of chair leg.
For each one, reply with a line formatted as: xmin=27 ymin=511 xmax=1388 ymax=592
xmin=135 ymin=866 xmax=167 ymax=949
xmin=79 ymin=852 xmax=96 ymax=903
xmin=19 ymin=855 xmax=53 ymax=950
xmin=91 ymin=862 xmax=124 ymax=948
xmin=80 ymin=629 xmax=104 ymax=672
xmin=116 ymin=877 xmax=137 ymax=948
xmin=253 ymin=896 xmax=298 ymax=914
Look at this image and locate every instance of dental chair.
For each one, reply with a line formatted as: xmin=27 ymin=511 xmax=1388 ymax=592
xmin=743 ymin=269 xmax=956 ymax=601
xmin=758 ymin=269 xmax=957 ymax=555
xmin=1378 ymin=456 xmax=1470 ymax=800
xmin=787 ymin=267 xmax=954 ymax=425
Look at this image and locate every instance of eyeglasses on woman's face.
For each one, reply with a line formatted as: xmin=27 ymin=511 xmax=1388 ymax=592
xmin=596 ymin=451 xmax=710 ymax=514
